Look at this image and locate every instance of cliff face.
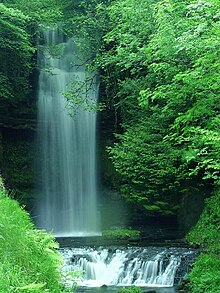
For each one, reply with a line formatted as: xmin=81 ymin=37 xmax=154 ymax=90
xmin=0 ymin=128 xmax=36 ymax=203
xmin=0 ymin=104 xmax=206 ymax=235
xmin=0 ymin=81 xmax=205 ymax=235
xmin=0 ymin=89 xmax=37 ymax=203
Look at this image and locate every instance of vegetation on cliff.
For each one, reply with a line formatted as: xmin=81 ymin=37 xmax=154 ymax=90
xmin=186 ymin=188 xmax=220 ymax=292
xmin=94 ymin=0 xmax=220 ymax=217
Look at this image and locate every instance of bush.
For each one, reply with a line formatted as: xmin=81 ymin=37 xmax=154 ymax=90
xmin=0 ymin=180 xmax=63 ymax=292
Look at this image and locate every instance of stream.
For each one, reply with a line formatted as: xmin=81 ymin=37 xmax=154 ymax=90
xmin=59 ymin=245 xmax=197 ymax=292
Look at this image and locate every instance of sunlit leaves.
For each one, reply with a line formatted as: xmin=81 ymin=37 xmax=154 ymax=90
xmin=108 ymin=118 xmax=181 ymax=215
xmin=99 ymin=0 xmax=220 ymax=215
xmin=101 ymin=0 xmax=155 ymax=71
xmin=3 ymin=0 xmax=64 ymax=25
xmin=0 ymin=4 xmax=35 ymax=101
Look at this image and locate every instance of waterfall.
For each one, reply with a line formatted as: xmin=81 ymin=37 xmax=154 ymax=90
xmin=36 ymin=29 xmax=100 ymax=236
xmin=60 ymin=247 xmax=197 ymax=288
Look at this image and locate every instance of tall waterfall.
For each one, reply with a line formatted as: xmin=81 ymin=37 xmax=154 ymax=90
xmin=36 ymin=29 xmax=100 ymax=236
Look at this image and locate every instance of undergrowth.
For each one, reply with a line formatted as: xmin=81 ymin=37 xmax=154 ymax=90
xmin=187 ymin=188 xmax=220 ymax=293
xmin=0 ymin=177 xmax=65 ymax=292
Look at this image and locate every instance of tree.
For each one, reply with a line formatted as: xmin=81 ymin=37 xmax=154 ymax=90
xmin=0 ymin=3 xmax=34 ymax=101
xmin=97 ymin=0 xmax=220 ymax=215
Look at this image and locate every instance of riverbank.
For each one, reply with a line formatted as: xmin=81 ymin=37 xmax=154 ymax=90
xmin=56 ymin=235 xmax=193 ymax=250
xmin=0 ymin=178 xmax=64 ymax=292
xmin=186 ymin=189 xmax=220 ymax=293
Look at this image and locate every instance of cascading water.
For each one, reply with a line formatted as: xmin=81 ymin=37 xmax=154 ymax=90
xmin=60 ymin=246 xmax=197 ymax=289
xmin=36 ymin=29 xmax=100 ymax=236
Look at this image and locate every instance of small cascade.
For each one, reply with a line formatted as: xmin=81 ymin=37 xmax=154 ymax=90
xmin=60 ymin=247 xmax=197 ymax=288
xmin=36 ymin=29 xmax=100 ymax=236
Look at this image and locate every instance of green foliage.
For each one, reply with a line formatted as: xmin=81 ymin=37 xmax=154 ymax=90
xmin=178 ymin=127 xmax=220 ymax=181
xmin=0 ymin=3 xmax=34 ymax=102
xmin=0 ymin=0 xmax=72 ymax=114
xmin=100 ymin=0 xmax=156 ymax=71
xmin=142 ymin=0 xmax=220 ymax=185
xmin=97 ymin=0 xmax=157 ymax=112
xmin=187 ymin=190 xmax=220 ymax=253
xmin=0 ymin=182 xmax=64 ymax=292
xmin=58 ymin=0 xmax=110 ymax=113
xmin=3 ymin=0 xmax=64 ymax=25
xmin=187 ymin=188 xmax=220 ymax=292
xmin=108 ymin=118 xmax=181 ymax=215
xmin=2 ymin=140 xmax=35 ymax=191
xmin=88 ymin=0 xmax=220 ymax=216
xmin=64 ymin=72 xmax=105 ymax=115
xmin=67 ymin=0 xmax=109 ymax=53
xmin=188 ymin=254 xmax=220 ymax=293
xmin=102 ymin=229 xmax=140 ymax=239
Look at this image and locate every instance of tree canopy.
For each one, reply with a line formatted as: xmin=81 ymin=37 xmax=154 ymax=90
xmin=90 ymin=0 xmax=220 ymax=215
xmin=0 ymin=4 xmax=34 ymax=101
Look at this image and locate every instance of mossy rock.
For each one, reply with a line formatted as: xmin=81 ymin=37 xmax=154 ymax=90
xmin=102 ymin=229 xmax=141 ymax=240
xmin=143 ymin=205 xmax=161 ymax=212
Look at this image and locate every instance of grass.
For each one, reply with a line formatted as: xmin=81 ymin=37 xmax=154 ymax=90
xmin=186 ymin=189 xmax=220 ymax=293
xmin=0 ymin=177 xmax=65 ymax=292
xmin=188 ymin=254 xmax=220 ymax=293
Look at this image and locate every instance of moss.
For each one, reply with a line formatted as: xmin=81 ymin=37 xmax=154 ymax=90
xmin=187 ymin=189 xmax=220 ymax=292
xmin=102 ymin=229 xmax=141 ymax=239
xmin=2 ymin=140 xmax=35 ymax=189
xmin=143 ymin=205 xmax=161 ymax=212
xmin=117 ymin=287 xmax=143 ymax=293
xmin=1 ymin=130 xmax=37 ymax=204
xmin=187 ymin=190 xmax=220 ymax=253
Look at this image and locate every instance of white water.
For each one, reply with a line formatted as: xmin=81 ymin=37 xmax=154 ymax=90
xmin=60 ymin=247 xmax=196 ymax=288
xmin=36 ymin=29 xmax=100 ymax=236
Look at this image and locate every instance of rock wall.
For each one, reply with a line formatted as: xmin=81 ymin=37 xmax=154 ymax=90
xmin=0 ymin=82 xmax=206 ymax=236
xmin=178 ymin=189 xmax=206 ymax=233
xmin=0 ymin=127 xmax=36 ymax=203
xmin=0 ymin=128 xmax=2 ymax=168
